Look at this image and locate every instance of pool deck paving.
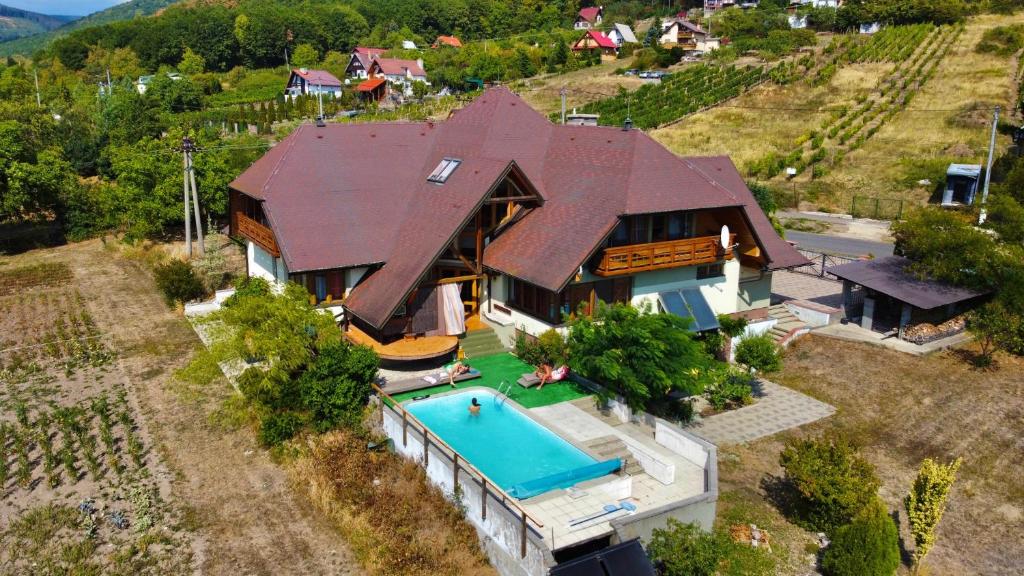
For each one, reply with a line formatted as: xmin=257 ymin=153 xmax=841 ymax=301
xmin=527 ymin=400 xmax=706 ymax=549
xmin=682 ymin=379 xmax=836 ymax=445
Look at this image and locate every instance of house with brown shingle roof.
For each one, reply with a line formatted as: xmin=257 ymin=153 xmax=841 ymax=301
xmin=345 ymin=46 xmax=386 ymax=79
xmin=367 ymin=57 xmax=428 ymax=97
xmin=229 ymin=87 xmax=807 ymax=360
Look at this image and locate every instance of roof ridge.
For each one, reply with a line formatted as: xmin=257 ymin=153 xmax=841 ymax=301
xmin=677 ymin=154 xmax=738 ymax=204
xmin=261 ymin=124 xmax=304 ymax=197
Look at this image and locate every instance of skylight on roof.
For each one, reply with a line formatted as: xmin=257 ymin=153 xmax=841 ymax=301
xmin=427 ymin=158 xmax=462 ymax=183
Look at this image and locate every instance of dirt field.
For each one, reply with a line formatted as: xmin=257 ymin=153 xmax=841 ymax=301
xmin=0 ymin=239 xmax=362 ymax=575
xmin=652 ymin=13 xmax=1024 ymax=212
xmin=716 ymin=335 xmax=1024 ymax=576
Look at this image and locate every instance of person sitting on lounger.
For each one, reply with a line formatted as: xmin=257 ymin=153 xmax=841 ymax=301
xmin=444 ymin=361 xmax=471 ymax=387
xmin=538 ymin=364 xmax=569 ymax=390
xmin=534 ymin=361 xmax=553 ymax=388
xmin=468 ymin=397 xmax=481 ymax=415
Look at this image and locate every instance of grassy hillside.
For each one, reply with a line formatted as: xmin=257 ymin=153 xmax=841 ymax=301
xmin=0 ymin=0 xmax=174 ymax=56
xmin=651 ymin=13 xmax=1024 ymax=214
xmin=0 ymin=3 xmax=75 ymax=43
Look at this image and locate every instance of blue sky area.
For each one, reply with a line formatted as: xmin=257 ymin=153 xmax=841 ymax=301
xmin=4 ymin=0 xmax=128 ymax=16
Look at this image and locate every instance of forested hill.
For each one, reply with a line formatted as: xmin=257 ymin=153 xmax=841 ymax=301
xmin=0 ymin=0 xmax=175 ymax=57
xmin=0 ymin=4 xmax=76 ymax=43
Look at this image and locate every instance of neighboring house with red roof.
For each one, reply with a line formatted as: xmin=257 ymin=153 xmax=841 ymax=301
xmin=432 ymin=35 xmax=463 ymax=48
xmin=575 ymin=6 xmax=604 ymax=29
xmin=345 ymin=46 xmax=386 ymax=79
xmin=660 ymin=18 xmax=721 ymax=53
xmin=367 ymin=57 xmax=428 ymax=96
xmin=229 ymin=87 xmax=806 ymax=357
xmin=284 ymin=68 xmax=342 ymax=98
xmin=572 ymin=30 xmax=619 ymax=57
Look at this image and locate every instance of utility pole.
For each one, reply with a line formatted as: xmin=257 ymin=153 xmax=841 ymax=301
xmin=181 ymin=136 xmax=205 ymax=257
xmin=182 ymin=138 xmax=192 ymax=258
xmin=560 ymin=87 xmax=567 ymax=125
xmin=33 ymin=69 xmax=41 ymax=107
xmin=317 ymin=83 xmax=324 ymax=119
xmin=979 ymin=105 xmax=999 ymax=225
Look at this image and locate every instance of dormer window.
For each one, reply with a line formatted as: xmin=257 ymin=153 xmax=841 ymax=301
xmin=427 ymin=158 xmax=461 ymax=183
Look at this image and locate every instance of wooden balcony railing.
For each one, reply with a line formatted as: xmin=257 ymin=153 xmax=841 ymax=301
xmin=593 ymin=234 xmax=735 ymax=277
xmin=237 ymin=213 xmax=280 ymax=257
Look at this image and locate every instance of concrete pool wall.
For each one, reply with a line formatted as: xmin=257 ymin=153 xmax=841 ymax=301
xmin=379 ymin=390 xmax=719 ymax=576
xmin=381 ymin=403 xmax=553 ymax=576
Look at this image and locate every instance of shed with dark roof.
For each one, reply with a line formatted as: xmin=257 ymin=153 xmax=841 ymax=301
xmin=828 ymin=256 xmax=988 ymax=340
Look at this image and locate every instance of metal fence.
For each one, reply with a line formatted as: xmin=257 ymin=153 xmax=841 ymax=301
xmin=793 ymin=248 xmax=860 ymax=280
xmin=850 ymin=196 xmax=905 ymax=220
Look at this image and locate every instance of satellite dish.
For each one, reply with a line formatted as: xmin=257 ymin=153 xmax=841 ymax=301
xmin=720 ymin=225 xmax=730 ymax=249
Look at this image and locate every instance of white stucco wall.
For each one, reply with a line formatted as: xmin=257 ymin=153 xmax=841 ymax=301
xmin=631 ymin=259 xmax=740 ymax=317
xmin=247 ymin=241 xmax=288 ymax=285
xmin=736 ymin=269 xmax=772 ymax=313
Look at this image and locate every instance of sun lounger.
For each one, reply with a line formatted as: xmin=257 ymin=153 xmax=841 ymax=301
xmin=383 ymin=368 xmax=482 ymax=394
xmin=517 ymin=373 xmax=542 ymax=388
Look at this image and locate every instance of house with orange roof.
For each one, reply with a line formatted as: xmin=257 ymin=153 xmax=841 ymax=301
xmin=432 ymin=35 xmax=463 ymax=48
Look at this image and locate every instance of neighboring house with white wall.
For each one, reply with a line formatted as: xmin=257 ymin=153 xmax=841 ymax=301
xmin=228 ymin=87 xmax=807 ymax=359
xmin=366 ymin=57 xmax=428 ymax=96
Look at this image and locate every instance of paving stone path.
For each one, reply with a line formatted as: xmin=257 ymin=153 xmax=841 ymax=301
xmin=684 ymin=380 xmax=835 ymax=445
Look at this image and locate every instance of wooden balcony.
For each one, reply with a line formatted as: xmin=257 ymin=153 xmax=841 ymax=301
xmin=237 ymin=213 xmax=280 ymax=257
xmin=592 ymin=234 xmax=735 ymax=277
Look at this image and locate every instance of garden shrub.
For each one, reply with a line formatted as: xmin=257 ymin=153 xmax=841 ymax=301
xmin=647 ymin=518 xmax=774 ymax=576
xmin=779 ymin=436 xmax=881 ymax=532
xmin=647 ymin=519 xmax=725 ymax=576
xmin=567 ymin=303 xmax=714 ymax=410
xmin=299 ymin=341 xmax=379 ymax=431
xmin=514 ymin=328 xmax=568 ymax=366
xmin=258 ymin=411 xmax=304 ymax=446
xmin=154 ymin=259 xmax=205 ymax=305
xmin=226 ymin=275 xmax=271 ymax=301
xmin=705 ymin=369 xmax=754 ymax=410
xmin=821 ymin=499 xmax=901 ymax=576
xmin=735 ymin=334 xmax=782 ymax=372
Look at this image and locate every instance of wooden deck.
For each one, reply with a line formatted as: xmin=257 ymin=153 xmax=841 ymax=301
xmin=345 ymin=325 xmax=458 ymax=362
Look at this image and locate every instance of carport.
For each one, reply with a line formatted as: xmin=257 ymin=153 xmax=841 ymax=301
xmin=827 ymin=256 xmax=987 ymax=340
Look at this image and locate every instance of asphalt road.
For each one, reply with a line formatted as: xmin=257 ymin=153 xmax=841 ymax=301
xmin=786 ymin=231 xmax=895 ymax=257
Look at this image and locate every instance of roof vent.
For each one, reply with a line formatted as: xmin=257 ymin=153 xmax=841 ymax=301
xmin=427 ymin=157 xmax=462 ymax=183
xmin=623 ymin=117 xmax=633 ymax=131
xmin=300 ymin=67 xmax=308 ymax=74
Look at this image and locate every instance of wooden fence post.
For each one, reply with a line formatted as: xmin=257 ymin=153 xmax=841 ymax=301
xmin=423 ymin=429 xmax=429 ymax=465
xmin=402 ymin=410 xmax=407 ymax=446
xmin=453 ymin=454 xmax=459 ymax=490
xmin=521 ymin=510 xmax=528 ymax=558
xmin=481 ymin=478 xmax=487 ymax=520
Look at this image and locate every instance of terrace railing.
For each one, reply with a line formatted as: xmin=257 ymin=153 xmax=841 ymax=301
xmin=373 ymin=384 xmax=544 ymax=558
xmin=593 ymin=233 xmax=735 ymax=277
xmin=237 ymin=213 xmax=280 ymax=257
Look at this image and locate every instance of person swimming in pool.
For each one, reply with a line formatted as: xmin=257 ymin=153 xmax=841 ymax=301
xmin=468 ymin=397 xmax=481 ymax=415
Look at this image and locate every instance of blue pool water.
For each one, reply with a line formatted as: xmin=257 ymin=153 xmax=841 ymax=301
xmin=404 ymin=390 xmax=598 ymax=493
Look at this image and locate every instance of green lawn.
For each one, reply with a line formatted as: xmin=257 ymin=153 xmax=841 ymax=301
xmin=389 ymin=352 xmax=591 ymax=409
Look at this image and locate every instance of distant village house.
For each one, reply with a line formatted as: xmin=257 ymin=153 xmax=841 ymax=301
xmin=606 ymin=23 xmax=638 ymax=47
xmin=432 ymin=35 xmax=463 ymax=48
xmin=345 ymin=46 xmax=386 ymax=79
xmin=660 ymin=18 xmax=720 ymax=53
xmin=284 ymin=68 xmax=343 ymax=98
xmin=572 ymin=30 xmax=618 ymax=58
xmin=574 ymin=6 xmax=603 ymax=29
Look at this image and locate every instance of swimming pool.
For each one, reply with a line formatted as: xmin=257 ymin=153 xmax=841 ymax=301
xmin=404 ymin=389 xmax=614 ymax=497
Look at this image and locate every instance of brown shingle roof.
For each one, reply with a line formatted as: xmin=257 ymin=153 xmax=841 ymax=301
xmin=292 ymin=68 xmax=342 ymax=87
xmin=371 ymin=58 xmax=426 ymax=78
xmin=230 ymin=87 xmax=807 ymax=329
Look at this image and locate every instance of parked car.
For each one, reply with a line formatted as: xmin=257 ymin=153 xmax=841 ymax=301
xmin=624 ymin=69 xmax=639 ymax=76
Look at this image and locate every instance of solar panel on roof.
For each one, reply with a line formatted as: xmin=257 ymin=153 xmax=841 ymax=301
xmin=682 ymin=288 xmax=719 ymax=332
xmin=550 ymin=539 xmax=656 ymax=576
xmin=658 ymin=289 xmax=720 ymax=332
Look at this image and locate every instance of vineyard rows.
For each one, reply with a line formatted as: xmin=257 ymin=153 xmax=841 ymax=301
xmin=574 ymin=64 xmax=767 ymax=129
xmin=748 ymin=24 xmax=963 ymax=180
